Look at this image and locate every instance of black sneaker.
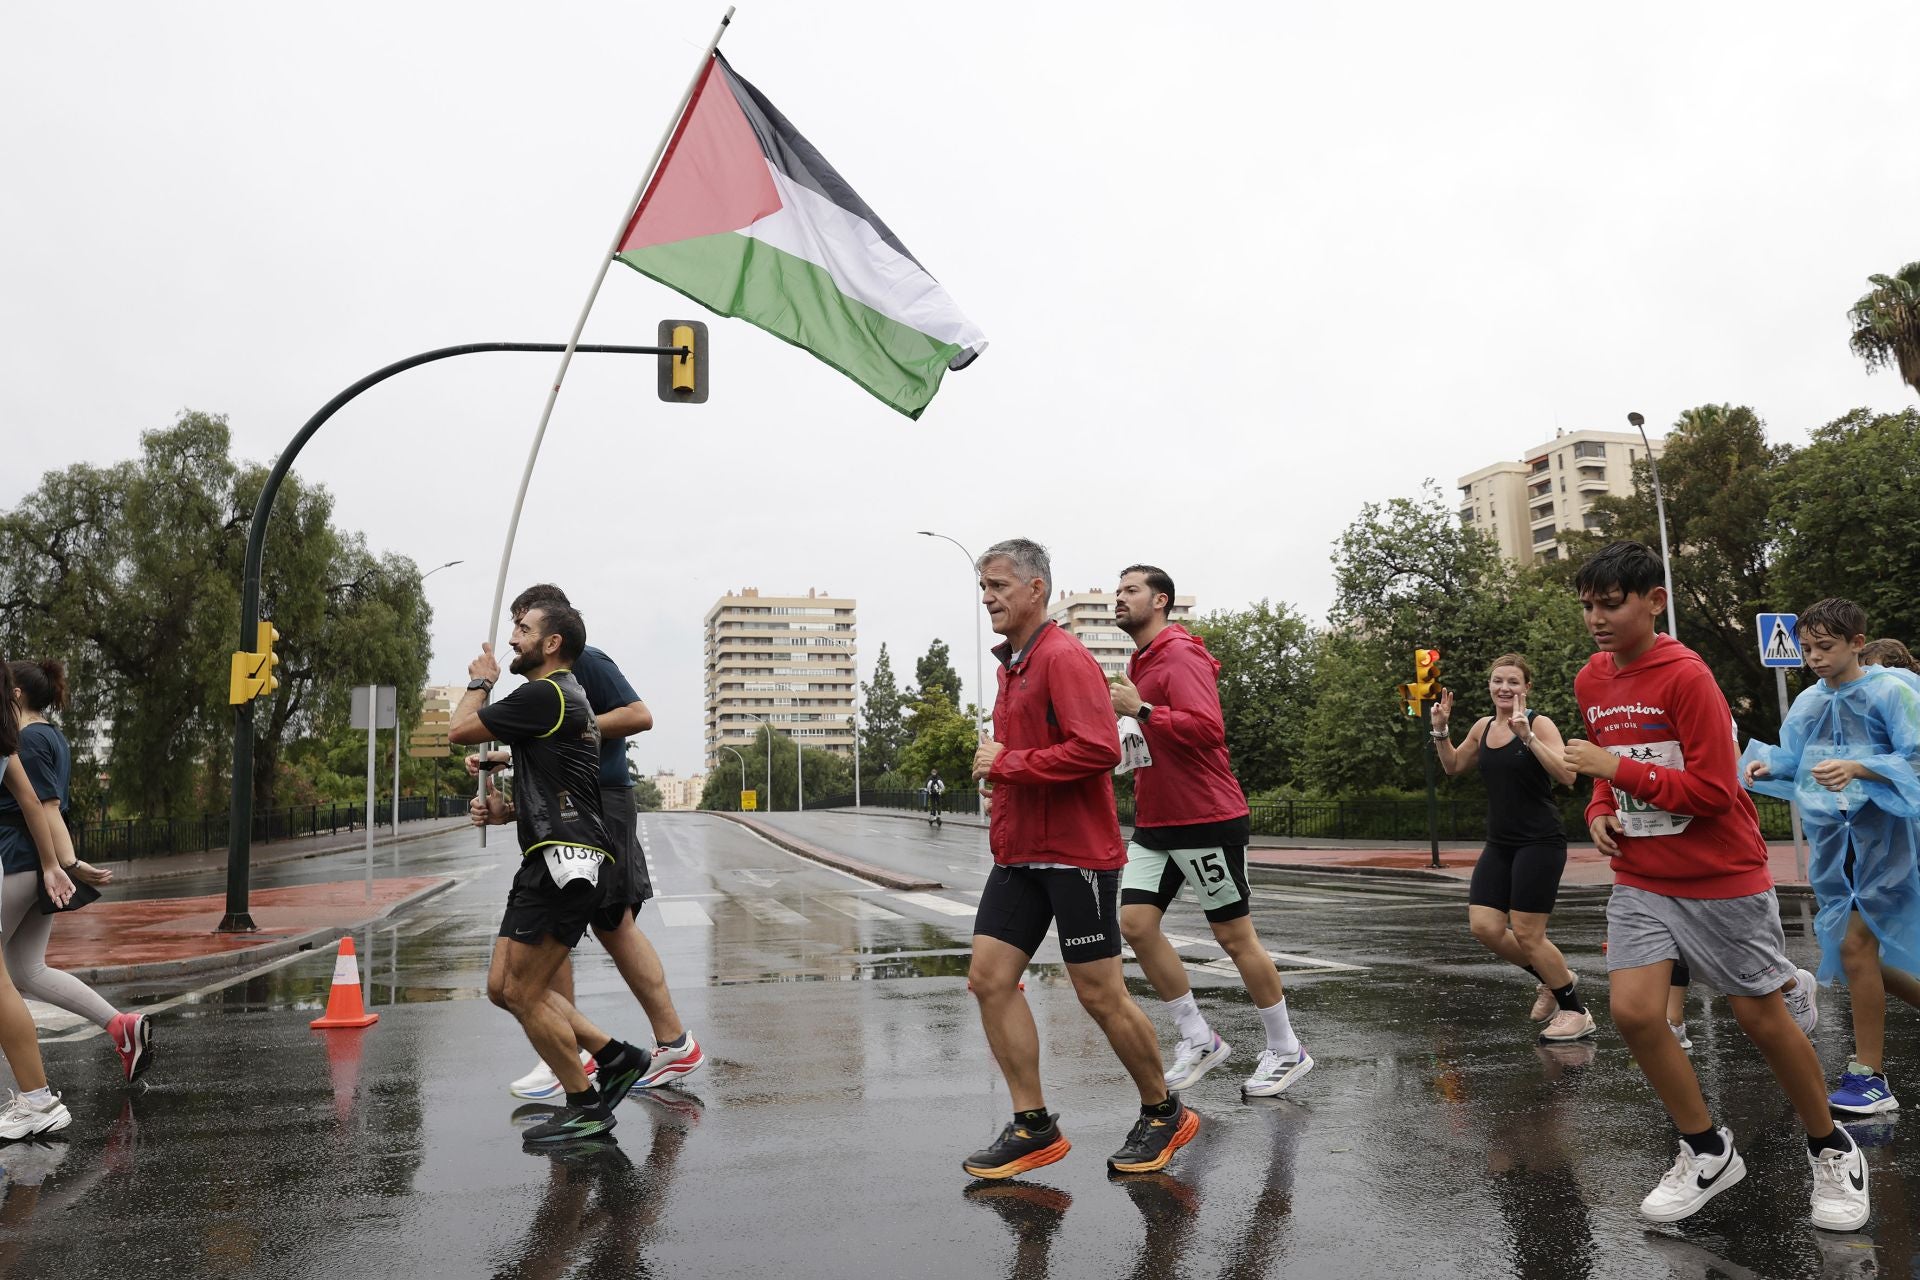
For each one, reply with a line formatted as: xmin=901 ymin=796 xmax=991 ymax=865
xmin=1107 ymin=1101 xmax=1199 ymax=1175
xmin=521 ymin=1101 xmax=616 ymax=1144
xmin=962 ymin=1115 xmax=1071 ymax=1180
xmin=595 ymin=1045 xmax=647 ymax=1104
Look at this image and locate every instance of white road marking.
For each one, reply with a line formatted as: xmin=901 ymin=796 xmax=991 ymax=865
xmin=945 ymin=863 xmax=989 ymax=878
xmin=654 ymin=900 xmax=714 ymax=928
xmin=892 ymin=892 xmax=977 ymax=918
xmin=730 ymin=824 xmax=880 ymax=887
xmin=734 ymin=868 xmax=779 ymax=888
xmin=817 ymin=894 xmax=904 ymax=921
xmin=27 ymin=1002 xmax=88 ymax=1033
xmin=737 ymin=897 xmax=810 ymax=927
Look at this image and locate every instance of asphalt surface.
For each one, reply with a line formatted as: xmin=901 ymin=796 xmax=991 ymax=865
xmin=1 ymin=812 xmax=1911 ymax=1278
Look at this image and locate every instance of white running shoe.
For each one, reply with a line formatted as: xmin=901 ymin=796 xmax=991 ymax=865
xmin=1809 ymin=1133 xmax=1871 ymax=1232
xmin=1639 ymin=1128 xmax=1745 ymax=1223
xmin=508 ymin=1050 xmax=597 ymax=1100
xmin=1242 ymin=1048 xmax=1314 ymax=1097
xmin=1784 ymin=968 xmax=1819 ymax=1038
xmin=636 ymin=1033 xmax=707 ymax=1089
xmin=0 ymin=1091 xmax=71 ymax=1142
xmin=1163 ymin=1032 xmax=1231 ymax=1092
xmin=1669 ymin=1021 xmax=1693 ymax=1052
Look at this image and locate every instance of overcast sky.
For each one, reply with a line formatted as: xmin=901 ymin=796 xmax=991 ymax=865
xmin=4 ymin=4 xmax=1916 ymax=777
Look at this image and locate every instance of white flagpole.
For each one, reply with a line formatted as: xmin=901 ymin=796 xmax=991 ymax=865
xmin=478 ymin=5 xmax=734 ymax=843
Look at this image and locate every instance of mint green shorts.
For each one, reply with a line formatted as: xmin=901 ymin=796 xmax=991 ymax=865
xmin=1119 ymin=842 xmax=1251 ymax=922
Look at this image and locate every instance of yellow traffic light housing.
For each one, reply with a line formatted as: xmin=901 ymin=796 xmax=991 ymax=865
xmin=228 ymin=619 xmax=282 ymax=704
xmin=1415 ymin=648 xmax=1440 ymax=686
xmin=257 ymin=620 xmax=281 ymax=695
xmin=657 ymin=319 xmax=709 ymax=404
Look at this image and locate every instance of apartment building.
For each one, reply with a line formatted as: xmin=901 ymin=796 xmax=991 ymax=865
xmin=703 ymin=588 xmax=857 ymax=769
xmin=1048 ymin=588 xmax=1197 ymax=678
xmin=649 ymin=771 xmax=706 ymax=810
xmin=1457 ymin=429 xmax=1665 ymax=564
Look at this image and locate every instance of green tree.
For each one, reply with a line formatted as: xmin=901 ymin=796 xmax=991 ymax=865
xmin=858 ymin=643 xmax=911 ymax=780
xmin=914 ymin=638 xmax=963 ymax=708
xmin=1849 ymin=261 xmax=1920 ymax=398
xmin=1564 ymin=404 xmax=1790 ymax=737
xmin=697 ymin=725 xmax=852 ymax=810
xmin=632 ymin=776 xmax=664 ymax=812
xmin=1187 ymin=600 xmax=1315 ymax=792
xmin=1771 ymin=407 xmax=1920 ymax=645
xmin=898 ymin=690 xmax=977 ymax=785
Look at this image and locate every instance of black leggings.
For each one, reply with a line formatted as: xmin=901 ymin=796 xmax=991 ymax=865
xmin=1467 ymin=840 xmax=1568 ymax=915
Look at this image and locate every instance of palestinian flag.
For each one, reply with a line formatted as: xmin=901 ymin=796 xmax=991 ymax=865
xmin=616 ymin=53 xmax=986 ymax=420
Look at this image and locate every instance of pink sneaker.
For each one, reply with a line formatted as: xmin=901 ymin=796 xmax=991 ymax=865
xmin=1539 ymin=1008 xmax=1596 ymax=1043
xmin=1529 ymin=985 xmax=1556 ymax=1022
xmin=106 ymin=1012 xmax=153 ymax=1083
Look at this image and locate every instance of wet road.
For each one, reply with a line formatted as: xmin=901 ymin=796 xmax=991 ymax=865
xmin=4 ymin=812 xmax=1912 ymax=1277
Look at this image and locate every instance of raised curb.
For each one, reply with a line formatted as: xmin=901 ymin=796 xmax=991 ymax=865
xmin=704 ymin=812 xmax=943 ymax=891
xmin=68 ymin=877 xmax=458 ymax=986
xmin=99 ymin=818 xmax=472 ymax=886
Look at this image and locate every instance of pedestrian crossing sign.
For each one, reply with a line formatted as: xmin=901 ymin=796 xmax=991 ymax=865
xmin=1756 ymin=613 xmax=1802 ymax=668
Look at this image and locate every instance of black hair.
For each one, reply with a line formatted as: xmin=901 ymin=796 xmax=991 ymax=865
xmin=1119 ymin=564 xmax=1176 ymax=616
xmin=0 ymin=663 xmax=16 ymax=758
xmin=1573 ymin=540 xmax=1666 ymax=598
xmin=1798 ymin=598 xmax=1867 ymax=644
xmin=8 ymin=659 xmax=67 ymax=714
xmin=510 ymin=583 xmax=570 ymax=619
xmin=526 ymin=603 xmax=587 ymax=663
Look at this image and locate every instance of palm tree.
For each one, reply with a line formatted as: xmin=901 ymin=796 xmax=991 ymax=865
xmin=1848 ymin=261 xmax=1920 ymax=398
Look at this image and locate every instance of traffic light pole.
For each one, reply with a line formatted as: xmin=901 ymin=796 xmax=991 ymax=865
xmin=1423 ymin=727 xmax=1442 ymax=870
xmin=217 ymin=340 xmax=683 ymax=932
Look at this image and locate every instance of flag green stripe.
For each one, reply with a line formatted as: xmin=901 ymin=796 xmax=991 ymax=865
xmin=616 ymin=233 xmax=963 ymax=420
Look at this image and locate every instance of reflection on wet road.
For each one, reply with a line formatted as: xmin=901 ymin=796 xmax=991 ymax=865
xmin=0 ymin=812 xmax=1911 ymax=1278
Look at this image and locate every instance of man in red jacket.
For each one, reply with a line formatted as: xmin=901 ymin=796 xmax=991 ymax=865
xmin=962 ymin=538 xmax=1197 ymax=1182
xmin=1565 ymin=541 xmax=1866 ymax=1231
xmin=1107 ymin=565 xmax=1312 ymax=1099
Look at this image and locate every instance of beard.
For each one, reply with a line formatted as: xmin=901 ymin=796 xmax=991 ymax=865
xmin=1115 ymin=611 xmax=1145 ymax=636
xmin=508 ymin=647 xmax=538 ymax=675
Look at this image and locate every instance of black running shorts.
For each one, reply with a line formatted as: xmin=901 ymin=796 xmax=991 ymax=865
xmin=499 ymin=854 xmax=599 ymax=949
xmin=1468 ymin=840 xmax=1569 ymax=915
xmin=974 ymin=864 xmax=1122 ymax=965
xmin=590 ymin=784 xmax=653 ymax=932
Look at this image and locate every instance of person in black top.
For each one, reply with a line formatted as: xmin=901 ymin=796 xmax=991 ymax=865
xmin=1432 ymin=653 xmax=1592 ymax=1043
xmin=450 ymin=603 xmax=653 ymax=1144
xmin=486 ymin=585 xmax=702 ymax=1101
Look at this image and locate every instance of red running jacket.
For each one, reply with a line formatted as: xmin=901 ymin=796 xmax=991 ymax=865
xmin=1128 ymin=625 xmax=1250 ymax=829
xmin=985 ymin=621 xmax=1125 ymax=870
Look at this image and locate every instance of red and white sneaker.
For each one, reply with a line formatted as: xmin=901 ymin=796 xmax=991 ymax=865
xmin=106 ymin=1012 xmax=153 ymax=1084
xmin=635 ymin=1033 xmax=706 ymax=1089
xmin=509 ymin=1050 xmax=598 ymax=1100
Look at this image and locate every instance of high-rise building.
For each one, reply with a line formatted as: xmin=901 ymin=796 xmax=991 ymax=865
xmin=1048 ymin=587 xmax=1197 ymax=678
xmin=1457 ymin=429 xmax=1666 ymax=564
xmin=703 ymin=588 xmax=857 ymax=770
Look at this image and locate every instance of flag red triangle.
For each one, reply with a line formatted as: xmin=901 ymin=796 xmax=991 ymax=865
xmin=621 ymin=58 xmax=782 ymax=253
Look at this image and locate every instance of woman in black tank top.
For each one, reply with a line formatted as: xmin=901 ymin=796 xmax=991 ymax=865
xmin=1432 ymin=653 xmax=1593 ymax=1045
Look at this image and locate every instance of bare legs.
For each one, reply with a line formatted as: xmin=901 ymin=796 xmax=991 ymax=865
xmin=488 ymin=936 xmax=611 ymax=1094
xmin=1469 ymin=905 xmax=1573 ymax=989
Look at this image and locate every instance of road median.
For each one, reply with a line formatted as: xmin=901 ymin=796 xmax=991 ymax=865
xmin=706 ymin=812 xmax=942 ymax=891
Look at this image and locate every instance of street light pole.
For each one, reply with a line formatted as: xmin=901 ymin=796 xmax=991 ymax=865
xmin=743 ymin=712 xmax=776 ymax=811
xmin=719 ymin=745 xmax=748 ymax=810
xmin=1626 ymin=412 xmax=1678 ymax=640
xmin=916 ymin=531 xmax=985 ymax=732
xmin=851 ymin=711 xmax=861 ymax=809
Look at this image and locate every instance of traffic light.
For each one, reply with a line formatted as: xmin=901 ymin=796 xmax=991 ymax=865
xmin=657 ymin=319 xmax=709 ymax=404
xmin=1415 ymin=648 xmax=1440 ymax=686
xmin=1396 ymin=683 xmax=1421 ymax=717
xmin=1397 ymin=648 xmax=1443 ymax=718
xmin=228 ymin=619 xmax=282 ymax=704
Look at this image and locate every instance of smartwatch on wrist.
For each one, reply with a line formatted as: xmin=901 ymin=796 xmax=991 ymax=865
xmin=1136 ymin=703 xmax=1154 ymax=724
xmin=467 ymin=677 xmax=494 ymax=692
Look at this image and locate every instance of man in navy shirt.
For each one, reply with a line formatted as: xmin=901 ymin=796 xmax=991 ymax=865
xmin=472 ymin=584 xmax=703 ymax=1101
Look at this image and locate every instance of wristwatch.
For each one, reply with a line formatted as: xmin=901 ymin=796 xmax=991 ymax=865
xmin=1137 ymin=703 xmax=1154 ymax=724
xmin=467 ymin=677 xmax=494 ymax=692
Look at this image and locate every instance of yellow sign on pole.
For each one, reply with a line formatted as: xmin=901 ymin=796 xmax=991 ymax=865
xmin=740 ymin=790 xmax=757 ymax=812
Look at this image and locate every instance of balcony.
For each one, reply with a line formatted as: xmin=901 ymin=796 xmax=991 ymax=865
xmin=1529 ymin=507 xmax=1556 ymax=528
xmin=1532 ymin=528 xmax=1560 ymax=550
xmin=1577 ymin=476 xmax=1611 ymax=493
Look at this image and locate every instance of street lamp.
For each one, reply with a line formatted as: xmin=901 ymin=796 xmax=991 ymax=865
xmin=719 ymin=745 xmax=748 ymax=810
xmin=420 ymin=559 xmax=465 ymax=583
xmin=916 ymin=531 xmax=986 ymax=732
xmin=741 ymin=712 xmax=777 ymax=811
xmin=1626 ymin=412 xmax=1678 ymax=640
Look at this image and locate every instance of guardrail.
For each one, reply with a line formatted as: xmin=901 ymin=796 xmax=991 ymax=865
xmin=69 ymin=794 xmax=468 ymax=862
xmin=822 ymin=789 xmax=1801 ymax=844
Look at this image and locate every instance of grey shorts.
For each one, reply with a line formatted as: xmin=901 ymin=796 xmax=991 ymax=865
xmin=1606 ymin=885 xmax=1791 ymax=997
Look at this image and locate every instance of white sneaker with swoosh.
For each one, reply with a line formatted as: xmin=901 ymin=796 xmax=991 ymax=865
xmin=1639 ymin=1128 xmax=1745 ymax=1222
xmin=1810 ymin=1133 xmax=1871 ymax=1231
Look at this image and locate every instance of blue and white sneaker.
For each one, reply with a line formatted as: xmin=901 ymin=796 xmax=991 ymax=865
xmin=1163 ymin=1032 xmax=1230 ymax=1092
xmin=1830 ymin=1063 xmax=1898 ymax=1116
xmin=1242 ymin=1048 xmax=1314 ymax=1097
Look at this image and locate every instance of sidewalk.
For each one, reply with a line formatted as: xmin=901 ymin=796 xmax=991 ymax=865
xmin=92 ymin=816 xmax=470 ymax=885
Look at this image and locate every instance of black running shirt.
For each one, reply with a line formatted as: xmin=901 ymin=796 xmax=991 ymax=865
xmin=477 ymin=670 xmax=612 ymax=860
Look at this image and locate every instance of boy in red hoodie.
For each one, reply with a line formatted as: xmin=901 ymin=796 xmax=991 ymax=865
xmin=1564 ymin=541 xmax=1867 ymax=1231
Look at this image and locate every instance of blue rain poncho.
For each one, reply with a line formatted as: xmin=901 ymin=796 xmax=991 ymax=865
xmin=1740 ymin=665 xmax=1920 ymax=983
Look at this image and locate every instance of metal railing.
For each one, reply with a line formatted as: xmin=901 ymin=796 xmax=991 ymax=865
xmin=825 ymin=789 xmax=1800 ymax=845
xmin=68 ymin=793 xmax=468 ymax=863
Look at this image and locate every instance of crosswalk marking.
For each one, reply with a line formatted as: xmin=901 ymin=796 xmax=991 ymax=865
xmin=655 ymin=900 xmax=713 ymax=928
xmin=738 ymin=897 xmax=810 ymax=927
xmin=892 ymin=892 xmax=977 ymax=918
xmin=817 ymin=894 xmax=903 ymax=921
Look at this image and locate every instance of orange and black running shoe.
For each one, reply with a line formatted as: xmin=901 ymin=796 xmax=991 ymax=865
xmin=962 ymin=1115 xmax=1071 ymax=1180
xmin=1106 ymin=1101 xmax=1199 ymax=1175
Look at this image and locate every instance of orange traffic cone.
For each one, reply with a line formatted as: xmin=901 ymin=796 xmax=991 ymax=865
xmin=310 ymin=935 xmax=379 ymax=1029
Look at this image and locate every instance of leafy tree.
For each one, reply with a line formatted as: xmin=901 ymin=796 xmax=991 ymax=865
xmin=1563 ymin=404 xmax=1789 ymax=737
xmin=697 ymin=725 xmax=852 ymax=810
xmin=898 ymin=690 xmax=977 ymax=785
xmin=858 ymin=643 xmax=911 ymax=781
xmin=1187 ymin=600 xmax=1315 ymax=792
xmin=1772 ymin=407 xmax=1920 ymax=646
xmin=914 ymin=638 xmax=963 ymax=708
xmin=1849 ymin=261 xmax=1920 ymax=398
xmin=632 ymin=776 xmax=664 ymax=812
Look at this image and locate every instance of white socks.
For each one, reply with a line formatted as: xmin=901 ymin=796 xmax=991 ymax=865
xmin=22 ymin=1087 xmax=52 ymax=1107
xmin=1167 ymin=992 xmax=1211 ymax=1046
xmin=1258 ymin=998 xmax=1300 ymax=1056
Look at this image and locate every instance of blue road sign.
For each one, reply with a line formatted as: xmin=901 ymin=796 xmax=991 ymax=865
xmin=1757 ymin=613 xmax=1802 ymax=668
